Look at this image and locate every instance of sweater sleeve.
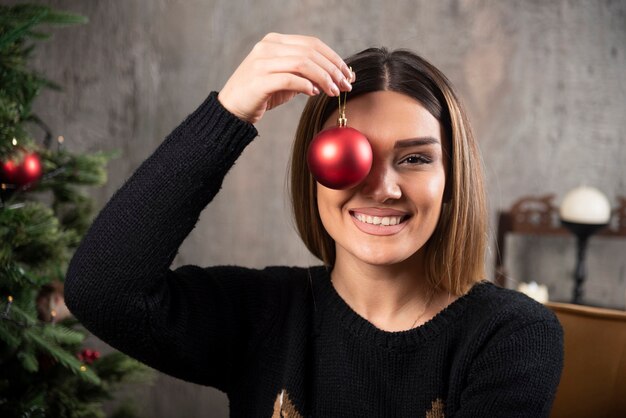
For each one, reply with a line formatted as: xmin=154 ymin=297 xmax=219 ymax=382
xmin=455 ymin=318 xmax=564 ymax=417
xmin=64 ymin=91 xmax=271 ymax=392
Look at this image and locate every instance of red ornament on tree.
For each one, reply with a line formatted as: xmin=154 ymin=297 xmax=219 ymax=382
xmin=307 ymin=76 xmax=372 ymax=190
xmin=77 ymin=348 xmax=101 ymax=365
xmin=1 ymin=144 xmax=43 ymax=187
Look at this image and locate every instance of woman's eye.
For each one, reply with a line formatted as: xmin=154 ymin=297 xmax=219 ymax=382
xmin=399 ymin=154 xmax=432 ymax=165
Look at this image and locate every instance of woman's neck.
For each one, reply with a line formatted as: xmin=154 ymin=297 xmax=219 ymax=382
xmin=330 ymin=249 xmax=448 ymax=331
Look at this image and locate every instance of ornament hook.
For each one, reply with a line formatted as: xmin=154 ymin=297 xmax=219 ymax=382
xmin=337 ymin=66 xmax=351 ymax=127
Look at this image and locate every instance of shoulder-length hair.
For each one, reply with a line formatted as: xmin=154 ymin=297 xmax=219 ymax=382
xmin=288 ymin=47 xmax=487 ymax=296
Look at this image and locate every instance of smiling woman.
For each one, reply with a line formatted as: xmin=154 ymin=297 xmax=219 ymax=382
xmin=291 ymin=49 xmax=485 ymax=300
xmin=64 ymin=33 xmax=564 ymax=417
xmin=316 ymin=91 xmax=451 ymax=322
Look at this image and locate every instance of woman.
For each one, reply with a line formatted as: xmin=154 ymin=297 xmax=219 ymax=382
xmin=65 ymin=33 xmax=563 ymax=417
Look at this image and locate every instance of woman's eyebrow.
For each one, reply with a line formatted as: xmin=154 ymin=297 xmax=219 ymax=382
xmin=393 ymin=136 xmax=440 ymax=149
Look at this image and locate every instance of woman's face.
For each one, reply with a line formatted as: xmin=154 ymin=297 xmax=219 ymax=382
xmin=316 ymin=90 xmax=447 ymax=267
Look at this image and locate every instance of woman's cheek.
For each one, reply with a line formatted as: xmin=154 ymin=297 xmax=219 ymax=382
xmin=422 ymin=173 xmax=446 ymax=204
xmin=316 ymin=186 xmax=349 ymax=233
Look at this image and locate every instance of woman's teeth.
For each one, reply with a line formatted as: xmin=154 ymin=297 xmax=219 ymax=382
xmin=353 ymin=213 xmax=405 ymax=226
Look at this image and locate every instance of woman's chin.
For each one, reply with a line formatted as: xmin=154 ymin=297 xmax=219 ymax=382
xmin=350 ymin=250 xmax=411 ymax=267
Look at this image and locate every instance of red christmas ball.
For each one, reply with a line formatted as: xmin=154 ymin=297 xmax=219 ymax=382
xmin=77 ymin=348 xmax=100 ymax=364
xmin=1 ymin=149 xmax=42 ymax=187
xmin=307 ymin=126 xmax=372 ymax=190
xmin=22 ymin=153 xmax=42 ymax=183
xmin=1 ymin=159 xmax=19 ymax=184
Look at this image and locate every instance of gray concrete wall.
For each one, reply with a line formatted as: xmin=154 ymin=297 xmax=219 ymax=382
xmin=17 ymin=0 xmax=626 ymax=416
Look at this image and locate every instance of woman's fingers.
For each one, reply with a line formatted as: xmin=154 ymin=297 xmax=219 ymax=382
xmin=218 ymin=33 xmax=353 ymax=124
xmin=263 ymin=32 xmax=352 ymax=80
xmin=262 ymin=73 xmax=324 ymax=111
xmin=262 ymin=73 xmax=319 ymax=98
xmin=261 ymin=33 xmax=353 ymax=94
xmin=258 ymin=55 xmax=345 ymax=97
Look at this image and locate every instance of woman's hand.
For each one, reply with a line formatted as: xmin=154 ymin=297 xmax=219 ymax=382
xmin=218 ymin=32 xmax=355 ymax=125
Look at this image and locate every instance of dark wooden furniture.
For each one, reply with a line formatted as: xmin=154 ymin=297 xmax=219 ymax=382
xmin=494 ymin=195 xmax=626 ymax=288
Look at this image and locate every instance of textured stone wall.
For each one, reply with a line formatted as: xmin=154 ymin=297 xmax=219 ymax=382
xmin=16 ymin=0 xmax=626 ymax=415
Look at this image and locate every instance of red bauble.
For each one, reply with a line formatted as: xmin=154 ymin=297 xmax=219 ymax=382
xmin=77 ymin=348 xmax=101 ymax=364
xmin=22 ymin=153 xmax=42 ymax=182
xmin=307 ymin=126 xmax=372 ymax=190
xmin=0 ymin=148 xmax=43 ymax=187
xmin=2 ymin=160 xmax=18 ymax=183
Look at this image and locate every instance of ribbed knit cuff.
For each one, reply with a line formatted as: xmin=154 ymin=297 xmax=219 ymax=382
xmin=174 ymin=91 xmax=259 ymax=166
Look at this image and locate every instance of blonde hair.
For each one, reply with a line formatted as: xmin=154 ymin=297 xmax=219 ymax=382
xmin=288 ymin=47 xmax=486 ymax=296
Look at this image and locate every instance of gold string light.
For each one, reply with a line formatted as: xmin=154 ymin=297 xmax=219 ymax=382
xmin=3 ymin=295 xmax=13 ymax=316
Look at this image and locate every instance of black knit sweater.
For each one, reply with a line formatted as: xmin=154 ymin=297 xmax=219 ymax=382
xmin=65 ymin=91 xmax=564 ymax=417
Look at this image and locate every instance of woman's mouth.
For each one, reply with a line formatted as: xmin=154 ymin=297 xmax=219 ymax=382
xmin=351 ymin=212 xmax=408 ymax=226
xmin=349 ymin=210 xmax=411 ymax=236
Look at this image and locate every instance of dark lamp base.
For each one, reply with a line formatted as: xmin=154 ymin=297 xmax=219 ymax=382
xmin=560 ymin=219 xmax=609 ymax=305
xmin=561 ymin=220 xmax=608 ymax=239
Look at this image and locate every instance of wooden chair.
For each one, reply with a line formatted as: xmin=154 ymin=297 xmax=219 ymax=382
xmin=545 ymin=301 xmax=626 ymax=418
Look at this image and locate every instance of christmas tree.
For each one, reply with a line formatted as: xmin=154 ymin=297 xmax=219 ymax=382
xmin=0 ymin=4 xmax=153 ymax=417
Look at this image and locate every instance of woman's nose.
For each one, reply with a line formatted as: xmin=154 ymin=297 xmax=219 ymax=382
xmin=359 ymin=160 xmax=402 ymax=203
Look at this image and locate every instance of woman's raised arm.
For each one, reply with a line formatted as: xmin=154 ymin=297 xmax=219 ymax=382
xmin=64 ymin=33 xmax=350 ymax=391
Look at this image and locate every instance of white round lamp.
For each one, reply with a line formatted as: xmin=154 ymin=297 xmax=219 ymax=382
xmin=559 ymin=186 xmax=611 ymax=304
xmin=560 ymin=186 xmax=611 ymax=225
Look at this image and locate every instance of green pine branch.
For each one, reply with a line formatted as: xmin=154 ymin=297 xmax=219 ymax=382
xmin=0 ymin=201 xmax=74 ymax=272
xmin=92 ymin=352 xmax=154 ymax=386
xmin=40 ymin=322 xmax=84 ymax=346
xmin=0 ymin=318 xmax=21 ymax=348
xmin=0 ymin=262 xmax=40 ymax=290
xmin=0 ymin=303 xmax=97 ymax=384
xmin=27 ymin=331 xmax=101 ymax=385
xmin=0 ymin=5 xmax=152 ymax=417
xmin=0 ymin=4 xmax=87 ymax=156
xmin=0 ymin=4 xmax=88 ymax=49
